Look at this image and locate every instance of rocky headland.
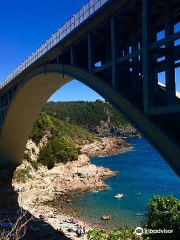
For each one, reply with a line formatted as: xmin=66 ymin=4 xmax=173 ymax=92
xmin=8 ymin=136 xmax=131 ymax=238
xmin=13 ymin=137 xmax=131 ymax=201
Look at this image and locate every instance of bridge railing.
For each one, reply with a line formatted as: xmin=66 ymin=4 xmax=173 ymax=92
xmin=0 ymin=0 xmax=109 ymax=90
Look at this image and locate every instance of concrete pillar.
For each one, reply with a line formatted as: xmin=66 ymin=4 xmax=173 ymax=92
xmin=111 ymin=16 xmax=118 ymax=89
xmin=165 ymin=0 xmax=176 ymax=105
xmin=142 ymin=0 xmax=154 ymax=115
xmin=132 ymin=20 xmax=140 ymax=92
xmin=71 ymin=46 xmax=77 ymax=67
xmin=88 ymin=34 xmax=94 ymax=73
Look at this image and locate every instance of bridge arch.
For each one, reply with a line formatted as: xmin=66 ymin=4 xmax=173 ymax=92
xmin=1 ymin=64 xmax=180 ymax=177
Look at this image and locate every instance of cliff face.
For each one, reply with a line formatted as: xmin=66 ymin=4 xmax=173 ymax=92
xmin=26 ymin=134 xmax=50 ymax=161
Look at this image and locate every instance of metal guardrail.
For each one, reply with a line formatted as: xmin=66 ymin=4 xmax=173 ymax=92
xmin=0 ymin=0 xmax=109 ymax=90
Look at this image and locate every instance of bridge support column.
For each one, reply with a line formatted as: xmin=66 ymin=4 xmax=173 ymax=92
xmin=71 ymin=46 xmax=77 ymax=67
xmin=88 ymin=34 xmax=94 ymax=73
xmin=106 ymin=36 xmax=111 ymax=63
xmin=142 ymin=0 xmax=154 ymax=115
xmin=132 ymin=20 xmax=140 ymax=92
xmin=165 ymin=0 xmax=176 ymax=105
xmin=111 ymin=16 xmax=118 ymax=89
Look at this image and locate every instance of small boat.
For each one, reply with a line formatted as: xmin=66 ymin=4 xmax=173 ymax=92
xmin=136 ymin=213 xmax=143 ymax=216
xmin=138 ymin=193 xmax=142 ymax=195
xmin=115 ymin=194 xmax=124 ymax=199
xmin=91 ymin=189 xmax=99 ymax=193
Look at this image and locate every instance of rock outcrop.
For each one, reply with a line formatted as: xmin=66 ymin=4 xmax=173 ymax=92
xmin=13 ymin=154 xmax=116 ymax=204
xmin=13 ymin=136 xmax=131 ymax=205
xmin=80 ymin=138 xmax=131 ymax=157
xmin=25 ymin=131 xmax=52 ymax=161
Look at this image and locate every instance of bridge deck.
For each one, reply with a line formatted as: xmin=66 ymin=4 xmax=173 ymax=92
xmin=0 ymin=0 xmax=110 ymax=90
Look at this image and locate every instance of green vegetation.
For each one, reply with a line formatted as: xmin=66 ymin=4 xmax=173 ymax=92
xmin=24 ymin=153 xmax=38 ymax=171
xmin=30 ymin=161 xmax=38 ymax=171
xmin=24 ymin=153 xmax=31 ymax=162
xmin=37 ymin=135 xmax=79 ymax=169
xmin=87 ymin=227 xmax=147 ymax=240
xmin=30 ymin=113 xmax=56 ymax=143
xmin=89 ymin=195 xmax=180 ymax=240
xmin=37 ymin=143 xmax=56 ymax=169
xmin=30 ymin=112 xmax=98 ymax=145
xmin=146 ymin=195 xmax=180 ymax=239
xmin=21 ymin=110 xmax=99 ymax=170
xmin=14 ymin=168 xmax=32 ymax=183
xmin=29 ymin=112 xmax=96 ymax=169
xmin=43 ymin=100 xmax=128 ymax=131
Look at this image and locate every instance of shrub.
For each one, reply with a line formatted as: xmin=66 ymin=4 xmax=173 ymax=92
xmin=24 ymin=153 xmax=38 ymax=171
xmin=108 ymin=227 xmax=145 ymax=240
xmin=14 ymin=168 xmax=32 ymax=183
xmin=37 ymin=143 xmax=56 ymax=169
xmin=87 ymin=230 xmax=105 ymax=240
xmin=146 ymin=195 xmax=180 ymax=239
xmin=87 ymin=227 xmax=146 ymax=240
xmin=30 ymin=161 xmax=38 ymax=171
xmin=24 ymin=153 xmax=31 ymax=162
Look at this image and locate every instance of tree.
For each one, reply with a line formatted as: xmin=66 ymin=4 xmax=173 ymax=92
xmin=146 ymin=195 xmax=180 ymax=239
xmin=51 ymin=135 xmax=79 ymax=163
xmin=37 ymin=143 xmax=56 ymax=169
xmin=30 ymin=113 xmax=56 ymax=142
xmin=37 ymin=135 xmax=79 ymax=168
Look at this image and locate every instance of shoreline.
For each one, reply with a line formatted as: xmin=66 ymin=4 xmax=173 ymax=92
xmin=19 ymin=197 xmax=93 ymax=239
xmin=1 ymin=137 xmax=133 ymax=238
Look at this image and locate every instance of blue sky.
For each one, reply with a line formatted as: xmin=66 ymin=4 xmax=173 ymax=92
xmin=0 ymin=1 xmax=180 ymax=101
xmin=0 ymin=0 xmax=103 ymax=101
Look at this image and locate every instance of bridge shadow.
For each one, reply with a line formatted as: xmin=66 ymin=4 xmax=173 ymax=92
xmin=0 ymin=167 xmax=71 ymax=240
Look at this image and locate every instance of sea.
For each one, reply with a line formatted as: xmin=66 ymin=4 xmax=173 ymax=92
xmin=65 ymin=138 xmax=180 ymax=230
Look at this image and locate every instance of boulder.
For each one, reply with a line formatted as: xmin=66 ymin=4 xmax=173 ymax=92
xmin=101 ymin=214 xmax=111 ymax=220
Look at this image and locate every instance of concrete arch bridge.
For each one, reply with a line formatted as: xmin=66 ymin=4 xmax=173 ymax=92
xmin=1 ymin=0 xmax=180 ymax=177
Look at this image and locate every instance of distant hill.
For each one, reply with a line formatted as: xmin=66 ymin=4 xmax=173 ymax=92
xmin=43 ymin=100 xmax=139 ymax=138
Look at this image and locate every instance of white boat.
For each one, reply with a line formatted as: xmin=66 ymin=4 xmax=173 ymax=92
xmin=136 ymin=213 xmax=143 ymax=216
xmin=115 ymin=194 xmax=124 ymax=199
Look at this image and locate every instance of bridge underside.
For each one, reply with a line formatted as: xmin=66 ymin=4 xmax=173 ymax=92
xmin=1 ymin=0 xmax=180 ymax=176
xmin=0 ymin=64 xmax=180 ymax=178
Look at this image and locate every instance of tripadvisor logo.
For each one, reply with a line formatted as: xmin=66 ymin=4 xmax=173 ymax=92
xmin=135 ymin=227 xmax=174 ymax=236
xmin=135 ymin=227 xmax=143 ymax=235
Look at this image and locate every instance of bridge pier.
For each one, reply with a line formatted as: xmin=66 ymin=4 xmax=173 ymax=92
xmin=111 ymin=16 xmax=118 ymax=89
xmin=88 ymin=33 xmax=94 ymax=73
xmin=165 ymin=0 xmax=176 ymax=105
xmin=142 ymin=0 xmax=154 ymax=115
xmin=132 ymin=19 xmax=140 ymax=92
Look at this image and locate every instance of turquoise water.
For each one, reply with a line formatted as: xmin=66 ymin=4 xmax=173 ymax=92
xmin=69 ymin=138 xmax=180 ymax=229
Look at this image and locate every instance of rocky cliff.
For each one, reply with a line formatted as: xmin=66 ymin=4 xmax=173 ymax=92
xmin=13 ymin=135 xmax=130 ymax=203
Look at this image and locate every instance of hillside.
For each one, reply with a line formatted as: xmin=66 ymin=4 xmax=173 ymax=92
xmin=13 ymin=112 xmax=129 ymax=182
xmin=30 ymin=112 xmax=98 ymax=145
xmin=43 ymin=100 xmax=140 ymax=138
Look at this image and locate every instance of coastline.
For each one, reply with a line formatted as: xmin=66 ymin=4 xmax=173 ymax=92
xmin=14 ymin=154 xmax=117 ymax=238
xmin=1 ymin=137 xmax=132 ymax=238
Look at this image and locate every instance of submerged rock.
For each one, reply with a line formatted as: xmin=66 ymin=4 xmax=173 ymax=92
xmin=101 ymin=214 xmax=111 ymax=220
